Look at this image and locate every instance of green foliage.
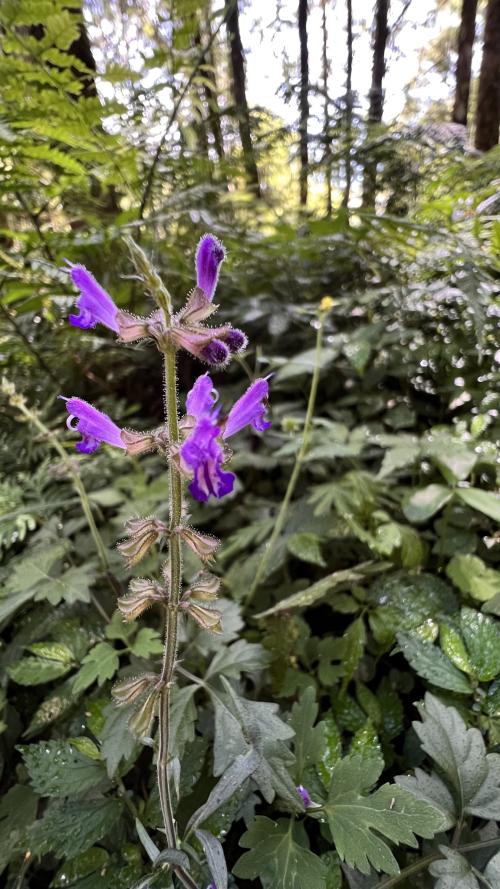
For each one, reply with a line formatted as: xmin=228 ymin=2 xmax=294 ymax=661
xmin=0 ymin=1 xmax=499 ymax=887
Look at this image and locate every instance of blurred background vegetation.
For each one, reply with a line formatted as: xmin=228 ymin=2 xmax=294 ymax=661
xmin=0 ymin=0 xmax=499 ymax=887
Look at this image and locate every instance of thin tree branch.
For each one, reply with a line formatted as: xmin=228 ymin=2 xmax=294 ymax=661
xmin=138 ymin=5 xmax=232 ymax=220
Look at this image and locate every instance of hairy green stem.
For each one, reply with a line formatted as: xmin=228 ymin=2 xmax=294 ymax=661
xmin=373 ymin=836 xmax=500 ymax=888
xmin=157 ymin=345 xmax=198 ymax=889
xmin=247 ymin=313 xmax=325 ymax=603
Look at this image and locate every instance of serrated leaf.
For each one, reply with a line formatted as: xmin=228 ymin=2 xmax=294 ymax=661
xmin=316 ymin=755 xmax=444 ymax=875
xmin=368 ymin=571 xmax=457 ymax=646
xmin=72 ymin=643 xmax=120 ymax=695
xmin=205 ymin=639 xmax=270 ymax=681
xmin=212 ymin=680 xmax=298 ymax=807
xmin=186 ymin=749 xmax=260 ymax=833
xmin=397 ymin=632 xmax=472 ymax=694
xmin=428 ymin=846 xmax=479 ymax=888
xmin=396 ymin=768 xmax=456 ymax=830
xmin=98 ymin=703 xmax=140 ymax=778
xmin=18 ymin=740 xmax=108 ymax=797
xmin=28 ymin=798 xmax=123 ymax=857
xmin=460 ymin=607 xmax=500 ymax=681
xmin=413 ymin=693 xmax=500 ymax=821
xmin=129 ymin=627 xmax=163 ymax=658
xmin=234 ymin=817 xmax=327 ymax=889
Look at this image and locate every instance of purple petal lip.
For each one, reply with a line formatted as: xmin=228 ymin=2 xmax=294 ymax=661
xmin=196 ymin=234 xmax=226 ymax=302
xmin=61 ymin=396 xmax=125 ymax=453
xmin=66 ymin=263 xmax=119 ymax=333
xmin=180 ymin=415 xmax=235 ymax=502
xmin=223 ymin=378 xmax=271 ymax=439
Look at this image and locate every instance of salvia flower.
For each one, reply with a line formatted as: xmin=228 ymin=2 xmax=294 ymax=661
xmin=178 ymin=373 xmax=271 ymax=502
xmin=67 ymin=263 xmax=120 ymax=333
xmin=61 ymin=397 xmax=125 ymax=454
xmin=196 ymin=234 xmax=225 ymax=301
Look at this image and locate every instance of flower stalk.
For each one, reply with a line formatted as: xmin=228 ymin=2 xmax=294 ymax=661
xmin=58 ymin=233 xmax=271 ymax=888
xmin=247 ymin=297 xmax=333 ymax=603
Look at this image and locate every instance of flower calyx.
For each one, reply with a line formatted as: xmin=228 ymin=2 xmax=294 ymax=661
xmin=176 ymin=526 xmax=220 ymax=563
xmin=120 ymin=426 xmax=170 ymax=456
xmin=117 ymin=517 xmax=168 ymax=568
xmin=112 ymin=672 xmax=157 ymax=706
xmin=117 ymin=577 xmax=168 ymax=621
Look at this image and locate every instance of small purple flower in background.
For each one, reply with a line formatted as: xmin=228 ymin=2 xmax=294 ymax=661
xmin=196 ymin=234 xmax=226 ymax=301
xmin=61 ymin=396 xmax=125 ymax=454
xmin=67 ymin=263 xmax=119 ymax=333
xmin=296 ymin=784 xmax=312 ymax=808
xmin=179 ymin=373 xmax=271 ymax=502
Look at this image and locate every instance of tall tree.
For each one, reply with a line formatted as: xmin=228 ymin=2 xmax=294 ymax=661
xmin=321 ymin=0 xmax=332 ymax=216
xmin=196 ymin=11 xmax=225 ymax=161
xmin=452 ymin=0 xmax=479 ymax=126
xmin=226 ymin=0 xmax=261 ymax=195
xmin=475 ymin=0 xmax=500 ymax=150
xmin=362 ymin=0 xmax=390 ymax=210
xmin=342 ymin=0 xmax=354 ymax=208
xmin=298 ymin=0 xmax=309 ymax=206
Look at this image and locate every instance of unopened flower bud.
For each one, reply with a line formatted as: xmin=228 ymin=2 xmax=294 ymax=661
xmin=118 ymin=578 xmax=167 ymax=620
xmin=128 ymin=688 xmax=160 ymax=738
xmin=112 ymin=672 xmax=157 ymax=705
xmin=225 ymin=328 xmax=248 ymax=354
xmin=201 ymin=339 xmax=229 ymax=366
xmin=117 ymin=517 xmax=167 ymax=567
xmin=178 ymin=527 xmax=220 ymax=563
xmin=182 ymin=601 xmax=222 ymax=634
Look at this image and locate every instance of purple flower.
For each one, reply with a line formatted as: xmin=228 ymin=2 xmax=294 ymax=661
xmin=179 ymin=373 xmax=271 ymax=502
xmin=296 ymin=785 xmax=312 ymax=808
xmin=201 ymin=339 xmax=230 ymax=367
xmin=223 ymin=378 xmax=272 ymax=438
xmin=67 ymin=263 xmax=119 ymax=333
xmin=196 ymin=234 xmax=225 ymax=301
xmin=61 ymin=396 xmax=125 ymax=454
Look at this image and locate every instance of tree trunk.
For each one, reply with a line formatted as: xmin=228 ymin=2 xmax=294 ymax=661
xmin=362 ymin=0 xmax=390 ymax=210
xmin=342 ymin=0 xmax=354 ymax=208
xmin=475 ymin=0 xmax=500 ymax=150
xmin=298 ymin=0 xmax=309 ymax=207
xmin=195 ymin=16 xmax=225 ymax=161
xmin=226 ymin=0 xmax=261 ymax=195
xmin=322 ymin=0 xmax=332 ymax=216
xmin=453 ymin=0 xmax=479 ymax=126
